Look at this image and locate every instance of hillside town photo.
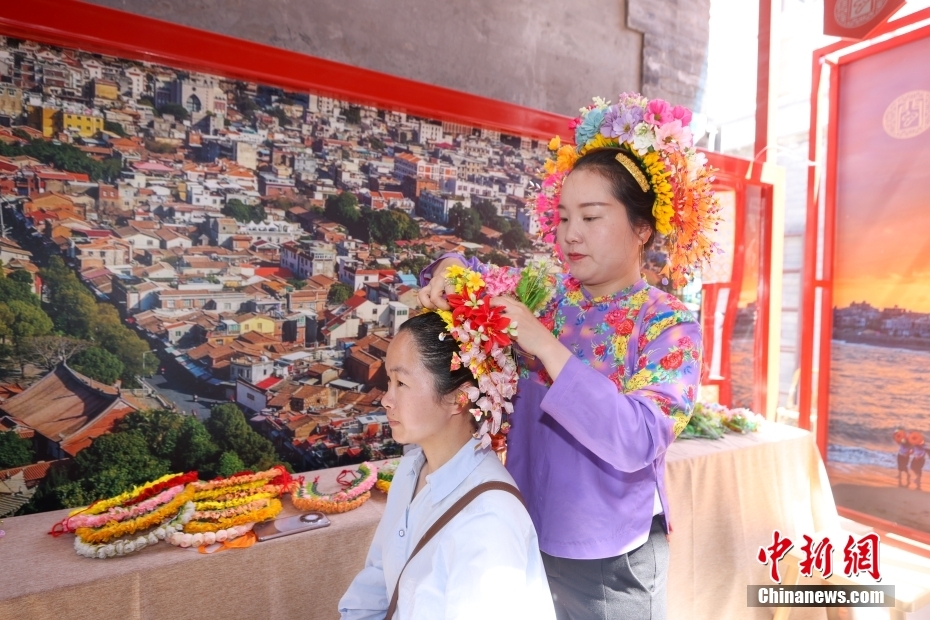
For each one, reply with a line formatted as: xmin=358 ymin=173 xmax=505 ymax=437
xmin=0 ymin=35 xmax=552 ymax=517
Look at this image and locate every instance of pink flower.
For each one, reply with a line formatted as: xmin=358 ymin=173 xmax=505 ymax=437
xmin=671 ymin=105 xmax=693 ymax=126
xmin=644 ymin=99 xmax=672 ymax=126
xmin=655 ymin=120 xmax=692 ymax=152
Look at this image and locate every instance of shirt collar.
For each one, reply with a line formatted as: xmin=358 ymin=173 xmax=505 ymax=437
xmin=407 ymin=438 xmax=490 ymax=506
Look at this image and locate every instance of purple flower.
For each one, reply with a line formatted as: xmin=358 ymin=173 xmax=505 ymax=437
xmin=616 ymin=107 xmax=644 ymax=143
xmin=601 ymin=105 xmax=643 ymax=144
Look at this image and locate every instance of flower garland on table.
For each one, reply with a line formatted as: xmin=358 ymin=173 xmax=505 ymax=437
xmin=292 ymin=462 xmax=377 ymax=514
xmin=434 ymin=262 xmax=555 ymax=449
xmin=51 ymin=471 xmax=198 ymax=535
xmin=183 ymin=466 xmax=294 ymax=534
xmin=536 ymin=93 xmax=721 ymax=288
xmin=74 ymin=484 xmax=196 ymax=545
xmin=375 ymin=460 xmax=400 ymax=494
xmin=75 ymin=501 xmax=196 ymax=559
xmin=680 ymin=402 xmax=765 ymax=440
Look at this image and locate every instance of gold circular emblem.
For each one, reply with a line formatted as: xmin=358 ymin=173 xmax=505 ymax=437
xmin=834 ymin=0 xmax=888 ymax=29
xmin=883 ymin=91 xmax=930 ymax=139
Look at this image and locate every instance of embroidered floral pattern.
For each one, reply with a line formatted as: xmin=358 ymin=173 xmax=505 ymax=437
xmin=521 ymin=276 xmax=700 ymax=436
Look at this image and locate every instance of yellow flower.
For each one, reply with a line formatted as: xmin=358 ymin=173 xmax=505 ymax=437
xmin=555 ymin=145 xmax=580 ymax=173
xmin=436 ymin=309 xmax=454 ymax=329
xmin=625 ymin=371 xmax=651 ymax=392
xmin=565 ymin=290 xmax=583 ymax=306
xmin=548 ymin=136 xmax=561 ymax=151
xmin=579 ymin=134 xmax=617 ymax=155
xmin=464 ymin=271 xmax=485 ymax=293
xmin=445 ymin=264 xmax=465 ymax=280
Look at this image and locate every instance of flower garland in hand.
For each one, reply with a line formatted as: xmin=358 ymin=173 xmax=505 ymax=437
xmin=434 ymin=262 xmax=555 ymax=449
xmin=292 ymin=462 xmax=377 ymax=513
xmin=536 ymin=93 xmax=721 ymax=288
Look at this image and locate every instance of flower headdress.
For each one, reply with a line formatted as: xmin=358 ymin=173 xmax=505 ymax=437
xmin=433 ymin=262 xmax=554 ymax=450
xmin=536 ymin=93 xmax=721 ymax=288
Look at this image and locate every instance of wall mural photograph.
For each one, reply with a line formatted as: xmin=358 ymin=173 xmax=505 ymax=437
xmin=827 ymin=33 xmax=930 ymax=536
xmin=0 ymin=32 xmax=560 ymax=517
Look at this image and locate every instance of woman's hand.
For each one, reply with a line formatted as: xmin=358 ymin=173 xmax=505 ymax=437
xmin=416 ymin=258 xmax=465 ymax=310
xmin=491 ymin=297 xmax=572 ymax=380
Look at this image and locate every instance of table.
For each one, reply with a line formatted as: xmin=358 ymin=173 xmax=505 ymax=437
xmin=0 ymin=423 xmax=837 ymax=620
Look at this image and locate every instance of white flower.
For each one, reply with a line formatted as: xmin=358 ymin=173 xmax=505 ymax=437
xmin=632 ymin=122 xmax=657 ymax=155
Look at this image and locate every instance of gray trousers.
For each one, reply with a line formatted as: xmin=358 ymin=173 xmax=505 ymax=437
xmin=542 ymin=515 xmax=669 ymax=620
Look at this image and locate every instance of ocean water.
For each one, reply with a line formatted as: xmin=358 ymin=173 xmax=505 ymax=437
xmin=827 ymin=341 xmax=930 ymax=472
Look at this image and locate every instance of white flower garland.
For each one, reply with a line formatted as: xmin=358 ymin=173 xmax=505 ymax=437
xmin=166 ymin=522 xmax=254 ymax=548
xmin=74 ymin=501 xmax=195 ymax=559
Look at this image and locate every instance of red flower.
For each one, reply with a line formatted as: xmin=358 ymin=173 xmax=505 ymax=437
xmin=538 ymin=369 xmax=552 ymax=385
xmin=677 ymin=336 xmax=694 ymax=349
xmin=637 ymin=355 xmax=648 ymax=369
xmin=638 ymin=335 xmax=649 ymax=351
xmin=660 ymin=350 xmax=684 ymax=370
xmin=593 ymin=343 xmax=606 ymax=358
xmin=564 ymin=277 xmax=582 ymax=291
xmin=605 ymin=309 xmax=627 ymax=326
xmin=609 ymin=369 xmax=624 ymax=388
xmin=668 ymin=298 xmax=688 ymax=312
xmin=686 ymin=385 xmax=696 ymax=401
xmin=479 ymin=305 xmax=513 ymax=353
xmin=617 ymin=319 xmax=635 ymax=335
xmin=651 ymin=395 xmax=673 ymax=416
xmin=540 ymin=314 xmax=555 ymax=332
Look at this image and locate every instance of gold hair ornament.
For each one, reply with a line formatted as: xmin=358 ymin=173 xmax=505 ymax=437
xmin=614 ymin=152 xmax=650 ymax=193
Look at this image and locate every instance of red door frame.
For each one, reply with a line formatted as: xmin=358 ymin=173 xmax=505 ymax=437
xmin=799 ymin=10 xmax=930 ymax=546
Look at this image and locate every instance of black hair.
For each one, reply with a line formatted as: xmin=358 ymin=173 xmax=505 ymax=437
xmin=570 ymin=148 xmax=658 ymax=248
xmin=397 ymin=311 xmax=478 ymax=401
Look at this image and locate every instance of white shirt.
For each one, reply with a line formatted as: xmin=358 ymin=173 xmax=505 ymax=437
xmin=339 ymin=438 xmax=556 ymax=620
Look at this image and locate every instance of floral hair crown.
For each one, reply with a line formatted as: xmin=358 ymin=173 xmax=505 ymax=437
xmin=536 ymin=93 xmax=722 ymax=288
xmin=432 ymin=262 xmax=554 ymax=450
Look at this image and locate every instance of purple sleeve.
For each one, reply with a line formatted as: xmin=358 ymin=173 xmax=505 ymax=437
xmin=418 ymin=252 xmax=482 ymax=287
xmin=540 ymin=318 xmax=702 ymax=473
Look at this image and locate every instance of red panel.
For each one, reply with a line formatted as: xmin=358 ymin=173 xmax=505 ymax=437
xmin=0 ymin=0 xmax=570 ymax=140
xmin=823 ymin=0 xmax=906 ymax=40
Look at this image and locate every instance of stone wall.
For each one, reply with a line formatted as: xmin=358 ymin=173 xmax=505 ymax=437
xmin=86 ymin=0 xmax=710 ymax=115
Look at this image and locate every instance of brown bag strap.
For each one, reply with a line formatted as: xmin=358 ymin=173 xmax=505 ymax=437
xmin=384 ymin=480 xmax=525 ymax=620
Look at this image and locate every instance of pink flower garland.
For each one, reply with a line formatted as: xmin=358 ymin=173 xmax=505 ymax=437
xmin=65 ymin=484 xmax=187 ymax=530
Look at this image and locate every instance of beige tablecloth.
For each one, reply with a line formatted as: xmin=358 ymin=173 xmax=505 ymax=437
xmin=0 ymin=423 xmax=837 ymax=620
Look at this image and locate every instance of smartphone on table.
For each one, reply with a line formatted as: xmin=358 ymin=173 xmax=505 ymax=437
xmin=253 ymin=512 xmax=331 ymax=542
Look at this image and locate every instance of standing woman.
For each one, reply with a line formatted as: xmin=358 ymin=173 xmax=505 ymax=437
xmin=418 ymin=93 xmax=720 ymax=620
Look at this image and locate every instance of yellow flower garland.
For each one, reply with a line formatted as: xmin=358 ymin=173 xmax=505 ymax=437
xmin=68 ymin=473 xmax=183 ymax=517
xmin=292 ymin=492 xmax=371 ymax=514
xmin=75 ymin=484 xmax=196 ymax=545
xmin=195 ymin=491 xmax=277 ymax=511
xmin=192 ymin=479 xmax=269 ymax=502
xmin=184 ymin=499 xmax=282 ymax=533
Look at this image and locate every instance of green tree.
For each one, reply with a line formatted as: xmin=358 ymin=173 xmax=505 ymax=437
xmin=3 ymin=300 xmax=53 ymax=343
xmin=222 ymin=199 xmax=266 ymax=223
xmin=502 ymin=225 xmax=531 ymax=250
xmin=216 ymin=451 xmax=246 ymax=477
xmin=157 ymin=103 xmax=189 ymax=121
xmin=325 ymin=191 xmax=361 ymax=227
xmin=173 ymin=415 xmax=220 ymax=474
xmin=61 ymin=431 xmax=170 ymax=507
xmin=113 ymin=409 xmax=183 ymax=462
xmin=205 ymin=404 xmax=280 ymax=471
xmin=103 ymin=121 xmax=127 ymax=137
xmin=344 ymin=107 xmax=361 ymax=124
xmin=7 ymin=270 xmax=34 ymax=288
xmin=448 ymin=203 xmax=482 ymax=242
xmin=0 ymin=431 xmax=35 ymax=469
xmin=70 ymin=347 xmax=124 ymax=385
xmin=91 ymin=303 xmax=150 ymax=384
xmin=327 ymin=282 xmax=353 ymax=305
xmin=397 ymin=256 xmax=430 ymax=275
xmin=270 ymin=107 xmax=290 ymax=127
xmin=368 ymin=209 xmax=420 ymax=246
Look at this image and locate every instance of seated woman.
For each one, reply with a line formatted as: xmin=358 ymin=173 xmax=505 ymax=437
xmin=338 ymin=311 xmax=555 ymax=620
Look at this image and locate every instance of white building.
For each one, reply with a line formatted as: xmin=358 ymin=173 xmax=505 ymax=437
xmin=418 ymin=190 xmax=470 ymax=225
